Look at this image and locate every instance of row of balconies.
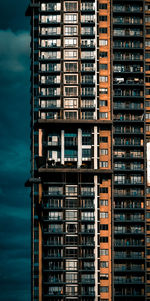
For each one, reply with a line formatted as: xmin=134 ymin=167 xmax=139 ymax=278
xmin=42 ymin=216 xmax=95 ymax=222
xmin=114 ymin=214 xmax=144 ymax=221
xmin=114 ymin=264 xmax=144 ymax=272
xmin=114 ymin=114 xmax=143 ymax=121
xmin=43 ymin=277 xmax=95 ymax=285
xmin=114 ymin=239 xmax=144 ymax=247
xmin=114 ymin=277 xmax=143 ymax=284
xmin=113 ymin=17 xmax=142 ymax=25
xmin=43 ymin=253 xmax=95 ymax=260
xmin=114 ymin=103 xmax=143 ymax=110
xmin=115 ymin=289 xmax=144 ymax=297
xmin=40 ymin=77 xmax=95 ymax=85
xmin=40 ymin=89 xmax=95 ymax=97
xmin=40 ymin=3 xmax=95 ymax=12
xmin=113 ymin=41 xmax=143 ymax=49
xmin=114 ymin=54 xmax=143 ymax=62
xmin=39 ymin=53 xmax=96 ymax=61
xmin=114 ymin=189 xmax=144 ymax=197
xmin=43 ymin=240 xmax=95 ymax=247
xmin=114 ymin=251 xmax=144 ymax=259
xmin=114 ymin=227 xmax=144 ymax=234
xmin=39 ymin=63 xmax=95 ymax=72
xmin=44 ymin=190 xmax=94 ymax=197
xmin=113 ymin=29 xmax=142 ymax=37
xmin=114 ymin=202 xmax=144 ymax=209
xmin=40 ymin=100 xmax=95 ymax=109
xmin=113 ymin=78 xmax=143 ymax=85
xmin=114 ymin=89 xmax=143 ymax=97
xmin=114 ymin=65 xmax=143 ymax=73
xmin=114 ymin=126 xmax=143 ymax=134
xmin=42 ymin=205 xmax=94 ymax=210
xmin=44 ymin=292 xmax=95 ymax=298
xmin=114 ymin=150 xmax=143 ymax=159
xmin=39 ymin=41 xmax=96 ymax=49
xmin=113 ymin=5 xmax=143 ymax=13
xmin=114 ymin=164 xmax=143 ymax=171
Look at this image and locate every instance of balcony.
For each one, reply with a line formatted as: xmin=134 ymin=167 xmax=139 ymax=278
xmin=114 ymin=103 xmax=143 ymax=110
xmin=81 ymin=4 xmax=95 ymax=12
xmin=114 ymin=278 xmax=143 ymax=284
xmin=113 ymin=6 xmax=143 ymax=13
xmin=114 ymin=241 xmax=144 ymax=247
xmin=114 ymin=215 xmax=144 ymax=222
xmin=114 ymin=91 xmax=143 ymax=98
xmin=114 ymin=265 xmax=144 ymax=272
xmin=43 ymin=216 xmax=63 ymax=222
xmin=43 ymin=228 xmax=63 ymax=234
xmin=113 ymin=18 xmax=142 ymax=25
xmin=45 ymin=191 xmax=63 ymax=197
xmin=81 ymin=279 xmax=95 ymax=284
xmin=113 ymin=30 xmax=143 ymax=37
xmin=114 ymin=253 xmax=144 ymax=260
xmin=114 ymin=203 xmax=144 ymax=210
xmin=114 ymin=191 xmax=144 ymax=198
xmin=113 ymin=66 xmax=143 ymax=73
xmin=113 ymin=78 xmax=144 ymax=85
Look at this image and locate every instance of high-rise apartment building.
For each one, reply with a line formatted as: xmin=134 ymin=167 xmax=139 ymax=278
xmin=26 ymin=0 xmax=150 ymax=300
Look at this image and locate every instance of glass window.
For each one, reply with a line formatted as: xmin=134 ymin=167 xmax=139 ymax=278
xmin=100 ymin=76 xmax=108 ymax=82
xmin=100 ymin=212 xmax=108 ymax=218
xmin=65 ymin=75 xmax=78 ymax=84
xmin=100 ymin=137 xmax=108 ymax=143
xmin=99 ymin=3 xmax=107 ymax=9
xmin=100 ymin=88 xmax=108 ymax=94
xmin=100 ymin=16 xmax=107 ymax=21
xmin=99 ymin=28 xmax=107 ymax=34
xmin=64 ymin=62 xmax=78 ymax=72
xmin=64 ymin=98 xmax=78 ymax=108
xmin=66 ymin=211 xmax=78 ymax=220
xmin=100 ymin=112 xmax=108 ymax=119
xmin=64 ymin=38 xmax=78 ymax=47
xmin=100 ymin=100 xmax=108 ymax=106
xmin=64 ymin=25 xmax=78 ymax=36
xmin=66 ymin=272 xmax=78 ymax=283
xmin=64 ymin=2 xmax=78 ymax=11
xmin=64 ymin=87 xmax=78 ymax=96
xmin=99 ymin=39 xmax=108 ymax=46
xmin=100 ymin=51 xmax=108 ymax=58
xmin=100 ymin=249 xmax=108 ymax=255
xmin=64 ymin=13 xmax=78 ymax=23
xmin=66 ymin=260 xmax=78 ymax=270
xmin=64 ymin=111 xmax=78 ymax=120
xmin=100 ymin=149 xmax=108 ymax=155
xmin=64 ymin=50 xmax=78 ymax=59
xmin=100 ymin=199 xmax=108 ymax=206
xmin=100 ymin=64 xmax=108 ymax=69
xmin=100 ymin=261 xmax=109 ymax=268
xmin=100 ymin=161 xmax=108 ymax=167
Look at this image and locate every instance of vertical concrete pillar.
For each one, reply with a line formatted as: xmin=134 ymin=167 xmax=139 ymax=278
xmin=94 ymin=175 xmax=98 ymax=301
xmin=94 ymin=126 xmax=98 ymax=169
xmin=61 ymin=130 xmax=64 ymax=164
xmin=78 ymin=128 xmax=82 ymax=168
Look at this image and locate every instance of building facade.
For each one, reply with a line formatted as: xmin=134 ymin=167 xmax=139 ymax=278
xmin=26 ymin=0 xmax=150 ymax=300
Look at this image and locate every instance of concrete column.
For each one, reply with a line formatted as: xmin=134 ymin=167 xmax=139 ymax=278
xmin=94 ymin=175 xmax=98 ymax=301
xmin=61 ymin=130 xmax=64 ymax=164
xmin=94 ymin=126 xmax=98 ymax=169
xmin=78 ymin=128 xmax=82 ymax=168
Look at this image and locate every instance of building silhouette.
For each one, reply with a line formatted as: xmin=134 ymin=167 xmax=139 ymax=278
xmin=26 ymin=0 xmax=150 ymax=300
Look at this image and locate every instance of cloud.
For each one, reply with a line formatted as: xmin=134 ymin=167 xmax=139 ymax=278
xmin=0 ymin=30 xmax=30 ymax=86
xmin=0 ymin=29 xmax=31 ymax=300
xmin=0 ymin=0 xmax=29 ymax=31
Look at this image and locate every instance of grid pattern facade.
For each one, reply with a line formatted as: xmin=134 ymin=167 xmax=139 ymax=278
xmin=26 ymin=0 xmax=150 ymax=300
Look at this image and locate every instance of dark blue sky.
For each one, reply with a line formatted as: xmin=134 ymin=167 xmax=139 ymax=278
xmin=0 ymin=1 xmax=31 ymax=300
